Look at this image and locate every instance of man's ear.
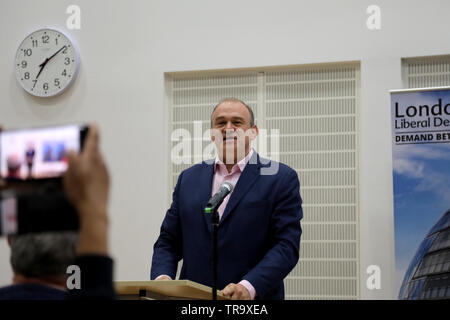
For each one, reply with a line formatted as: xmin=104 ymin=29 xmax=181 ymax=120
xmin=250 ymin=125 xmax=259 ymax=140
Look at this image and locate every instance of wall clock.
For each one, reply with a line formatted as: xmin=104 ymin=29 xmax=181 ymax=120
xmin=15 ymin=28 xmax=79 ymax=97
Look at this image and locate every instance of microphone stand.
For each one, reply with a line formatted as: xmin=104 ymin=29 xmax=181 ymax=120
xmin=205 ymin=206 xmax=219 ymax=300
xmin=204 ymin=181 xmax=233 ymax=301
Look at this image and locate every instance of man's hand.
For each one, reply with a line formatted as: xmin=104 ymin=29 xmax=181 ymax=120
xmin=63 ymin=123 xmax=110 ymax=255
xmin=63 ymin=123 xmax=109 ymax=220
xmin=221 ymin=283 xmax=251 ymax=300
xmin=155 ymin=275 xmax=171 ymax=281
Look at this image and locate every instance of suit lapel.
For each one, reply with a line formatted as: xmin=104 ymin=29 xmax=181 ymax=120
xmin=199 ymin=161 xmax=215 ymax=234
xmin=220 ymin=152 xmax=261 ymax=225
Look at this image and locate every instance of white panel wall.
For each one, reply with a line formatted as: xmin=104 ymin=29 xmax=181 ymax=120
xmin=1 ymin=0 xmax=450 ymax=299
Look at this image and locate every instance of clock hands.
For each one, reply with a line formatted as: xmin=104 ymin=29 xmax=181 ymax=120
xmin=47 ymin=45 xmax=67 ymax=62
xmin=35 ymin=45 xmax=67 ymax=80
xmin=35 ymin=61 xmax=47 ymax=80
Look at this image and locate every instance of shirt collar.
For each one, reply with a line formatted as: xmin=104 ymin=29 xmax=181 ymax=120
xmin=215 ymin=148 xmax=254 ymax=173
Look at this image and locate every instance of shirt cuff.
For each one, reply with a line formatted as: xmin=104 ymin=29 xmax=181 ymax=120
xmin=239 ymin=280 xmax=256 ymax=300
xmin=155 ymin=275 xmax=172 ymax=280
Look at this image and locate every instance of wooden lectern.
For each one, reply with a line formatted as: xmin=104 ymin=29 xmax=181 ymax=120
xmin=115 ymin=280 xmax=230 ymax=300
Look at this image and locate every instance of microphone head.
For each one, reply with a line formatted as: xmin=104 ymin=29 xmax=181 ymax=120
xmin=221 ymin=181 xmax=234 ymax=193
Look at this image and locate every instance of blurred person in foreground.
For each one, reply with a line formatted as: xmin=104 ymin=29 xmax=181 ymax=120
xmin=0 ymin=124 xmax=115 ymax=300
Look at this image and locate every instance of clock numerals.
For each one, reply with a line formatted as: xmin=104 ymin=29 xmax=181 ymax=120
xmin=16 ymin=29 xmax=78 ymax=97
xmin=31 ymin=36 xmax=59 ymax=47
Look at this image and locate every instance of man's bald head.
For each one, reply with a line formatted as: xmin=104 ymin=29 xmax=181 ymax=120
xmin=210 ymin=98 xmax=255 ymax=128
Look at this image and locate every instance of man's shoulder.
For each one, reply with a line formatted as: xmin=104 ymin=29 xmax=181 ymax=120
xmin=177 ymin=155 xmax=297 ymax=179
xmin=174 ymin=160 xmax=213 ymax=184
xmin=180 ymin=160 xmax=213 ymax=175
xmin=0 ymin=283 xmax=66 ymax=300
xmin=256 ymin=155 xmax=298 ymax=178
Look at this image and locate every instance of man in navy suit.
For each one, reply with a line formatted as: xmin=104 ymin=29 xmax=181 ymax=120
xmin=151 ymin=98 xmax=302 ymax=300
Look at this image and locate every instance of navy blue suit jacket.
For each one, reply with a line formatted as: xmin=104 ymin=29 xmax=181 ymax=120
xmin=151 ymin=152 xmax=302 ymax=300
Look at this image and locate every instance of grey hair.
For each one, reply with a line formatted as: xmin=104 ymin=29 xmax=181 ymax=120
xmin=10 ymin=232 xmax=78 ymax=278
xmin=210 ymin=98 xmax=255 ymax=127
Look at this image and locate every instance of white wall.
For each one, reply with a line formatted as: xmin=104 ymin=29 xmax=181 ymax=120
xmin=1 ymin=0 xmax=449 ymax=299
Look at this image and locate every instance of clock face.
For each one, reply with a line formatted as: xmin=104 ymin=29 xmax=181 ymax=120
xmin=15 ymin=28 xmax=79 ymax=97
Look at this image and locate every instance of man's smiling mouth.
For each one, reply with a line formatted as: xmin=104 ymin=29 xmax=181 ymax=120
xmin=223 ymin=136 xmax=237 ymax=141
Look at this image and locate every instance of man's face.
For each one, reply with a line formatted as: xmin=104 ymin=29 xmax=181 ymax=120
xmin=210 ymin=101 xmax=258 ymax=164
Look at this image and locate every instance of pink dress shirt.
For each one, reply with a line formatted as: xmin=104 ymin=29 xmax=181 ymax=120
xmin=157 ymin=149 xmax=257 ymax=300
xmin=212 ymin=148 xmax=254 ymax=221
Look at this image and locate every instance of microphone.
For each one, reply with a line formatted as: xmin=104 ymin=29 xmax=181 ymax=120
xmin=204 ymin=181 xmax=234 ymax=214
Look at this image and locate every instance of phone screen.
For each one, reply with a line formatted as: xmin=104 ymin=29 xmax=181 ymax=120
xmin=0 ymin=125 xmax=84 ymax=180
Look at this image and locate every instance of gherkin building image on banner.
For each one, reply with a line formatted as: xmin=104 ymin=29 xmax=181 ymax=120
xmin=399 ymin=209 xmax=450 ymax=299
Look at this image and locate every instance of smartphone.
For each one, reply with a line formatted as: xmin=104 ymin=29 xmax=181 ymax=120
xmin=0 ymin=124 xmax=88 ymax=181
xmin=0 ymin=189 xmax=79 ymax=236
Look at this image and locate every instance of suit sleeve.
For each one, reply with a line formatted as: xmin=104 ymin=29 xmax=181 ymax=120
xmin=150 ymin=172 xmax=184 ymax=279
xmin=243 ymin=168 xmax=303 ymax=298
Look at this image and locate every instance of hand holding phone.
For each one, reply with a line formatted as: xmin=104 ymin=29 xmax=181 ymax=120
xmin=0 ymin=123 xmax=107 ymax=238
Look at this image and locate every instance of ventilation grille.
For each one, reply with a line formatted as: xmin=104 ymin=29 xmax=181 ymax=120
xmin=404 ymin=56 xmax=450 ymax=88
xmin=167 ymin=64 xmax=360 ymax=300
xmin=264 ymin=67 xmax=359 ymax=300
xmin=169 ymin=73 xmax=259 ymax=164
